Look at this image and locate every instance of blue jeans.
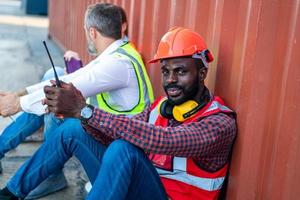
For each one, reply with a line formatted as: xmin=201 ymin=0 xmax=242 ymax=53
xmin=7 ymin=119 xmax=167 ymax=200
xmin=0 ymin=113 xmax=43 ymax=159
xmin=0 ymin=113 xmax=64 ymax=159
xmin=0 ymin=67 xmax=65 ymax=159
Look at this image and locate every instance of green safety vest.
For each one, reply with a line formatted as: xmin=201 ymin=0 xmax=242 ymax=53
xmin=87 ymin=42 xmax=154 ymax=115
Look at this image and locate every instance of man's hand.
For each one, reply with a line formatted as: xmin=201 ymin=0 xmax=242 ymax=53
xmin=43 ymin=80 xmax=86 ymax=118
xmin=0 ymin=91 xmax=21 ymax=117
xmin=64 ymin=50 xmax=80 ymax=62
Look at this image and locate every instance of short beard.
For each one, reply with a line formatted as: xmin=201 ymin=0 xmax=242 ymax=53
xmin=165 ymin=77 xmax=199 ymax=106
xmin=87 ymin=41 xmax=97 ymax=56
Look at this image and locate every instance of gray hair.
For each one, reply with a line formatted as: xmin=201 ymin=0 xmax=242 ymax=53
xmin=85 ymin=3 xmax=122 ymax=40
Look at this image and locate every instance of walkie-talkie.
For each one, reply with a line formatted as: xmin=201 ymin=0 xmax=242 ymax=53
xmin=42 ymin=41 xmax=64 ymax=118
xmin=42 ymin=41 xmax=61 ymax=87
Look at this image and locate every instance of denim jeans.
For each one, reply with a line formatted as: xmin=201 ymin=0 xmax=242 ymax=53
xmin=0 ymin=112 xmax=44 ymax=159
xmin=0 ymin=67 xmax=65 ymax=159
xmin=0 ymin=113 xmax=65 ymax=159
xmin=7 ymin=118 xmax=168 ymax=200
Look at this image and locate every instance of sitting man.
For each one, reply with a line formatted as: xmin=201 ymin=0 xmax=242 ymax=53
xmin=0 ymin=3 xmax=153 ymax=199
xmin=0 ymin=27 xmax=236 ymax=200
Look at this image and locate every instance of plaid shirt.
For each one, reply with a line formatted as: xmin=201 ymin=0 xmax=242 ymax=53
xmin=83 ymin=104 xmax=236 ymax=171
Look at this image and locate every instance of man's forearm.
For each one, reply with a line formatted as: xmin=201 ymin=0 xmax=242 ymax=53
xmin=0 ymin=93 xmax=22 ymax=117
xmin=85 ymin=109 xmax=237 ymax=158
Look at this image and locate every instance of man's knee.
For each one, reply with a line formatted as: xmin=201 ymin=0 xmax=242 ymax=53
xmin=42 ymin=67 xmax=65 ymax=81
xmin=56 ymin=119 xmax=84 ymax=140
xmin=104 ymin=139 xmax=140 ymax=159
xmin=110 ymin=139 xmax=134 ymax=149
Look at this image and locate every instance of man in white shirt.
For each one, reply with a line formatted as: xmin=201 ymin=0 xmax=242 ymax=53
xmin=0 ymin=3 xmax=153 ymax=199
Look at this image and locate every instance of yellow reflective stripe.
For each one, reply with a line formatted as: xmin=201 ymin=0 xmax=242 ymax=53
xmin=96 ymin=56 xmax=142 ymax=114
xmin=93 ymin=42 xmax=154 ymax=114
xmin=117 ymin=44 xmax=154 ymax=103
xmin=119 ymin=42 xmax=154 ymax=102
xmin=115 ymin=48 xmax=153 ymax=105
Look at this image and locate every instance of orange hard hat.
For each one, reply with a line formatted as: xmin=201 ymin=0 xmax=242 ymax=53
xmin=149 ymin=27 xmax=213 ymax=66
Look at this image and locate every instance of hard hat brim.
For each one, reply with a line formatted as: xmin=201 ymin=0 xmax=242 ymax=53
xmin=148 ymin=54 xmax=195 ymax=64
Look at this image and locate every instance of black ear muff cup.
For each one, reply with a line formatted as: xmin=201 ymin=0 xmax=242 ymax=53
xmin=159 ymin=100 xmax=174 ymax=119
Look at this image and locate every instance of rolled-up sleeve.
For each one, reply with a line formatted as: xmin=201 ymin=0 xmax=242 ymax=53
xmin=20 ymin=89 xmax=46 ymax=115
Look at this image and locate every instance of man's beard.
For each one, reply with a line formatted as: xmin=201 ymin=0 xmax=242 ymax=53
xmin=164 ymin=78 xmax=199 ymax=106
xmin=87 ymin=39 xmax=97 ymax=56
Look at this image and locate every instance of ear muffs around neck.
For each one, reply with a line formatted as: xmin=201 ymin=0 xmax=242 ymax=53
xmin=159 ymin=88 xmax=211 ymax=122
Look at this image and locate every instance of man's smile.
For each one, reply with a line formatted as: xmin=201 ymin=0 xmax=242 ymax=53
xmin=167 ymin=87 xmax=182 ymax=97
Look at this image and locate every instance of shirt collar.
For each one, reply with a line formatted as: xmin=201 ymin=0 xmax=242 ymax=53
xmin=96 ymin=38 xmax=127 ymax=59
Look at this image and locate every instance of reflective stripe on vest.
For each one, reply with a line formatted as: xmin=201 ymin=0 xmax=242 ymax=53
xmin=148 ymin=97 xmax=233 ymax=193
xmin=88 ymin=42 xmax=154 ymax=115
xmin=204 ymin=100 xmax=232 ymax=114
xmin=156 ymin=159 xmax=225 ymax=191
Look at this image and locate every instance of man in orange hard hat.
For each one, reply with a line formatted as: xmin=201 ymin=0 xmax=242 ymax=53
xmin=0 ymin=27 xmax=236 ymax=200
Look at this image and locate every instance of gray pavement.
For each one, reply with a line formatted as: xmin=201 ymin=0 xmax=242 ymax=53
xmin=0 ymin=0 xmax=87 ymax=199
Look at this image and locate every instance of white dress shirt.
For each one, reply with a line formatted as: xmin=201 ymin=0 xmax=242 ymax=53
xmin=20 ymin=39 xmax=139 ymax=115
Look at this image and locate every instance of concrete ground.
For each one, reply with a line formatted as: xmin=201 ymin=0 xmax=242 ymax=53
xmin=0 ymin=0 xmax=87 ymax=199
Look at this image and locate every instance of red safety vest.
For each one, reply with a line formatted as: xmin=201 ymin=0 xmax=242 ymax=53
xmin=148 ymin=96 xmax=234 ymax=200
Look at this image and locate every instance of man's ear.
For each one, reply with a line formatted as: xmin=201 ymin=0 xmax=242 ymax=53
xmin=88 ymin=27 xmax=97 ymax=40
xmin=121 ymin=22 xmax=128 ymax=37
xmin=199 ymin=67 xmax=208 ymax=81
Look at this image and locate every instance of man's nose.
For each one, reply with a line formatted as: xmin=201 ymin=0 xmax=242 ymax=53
xmin=166 ymin=72 xmax=177 ymax=84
